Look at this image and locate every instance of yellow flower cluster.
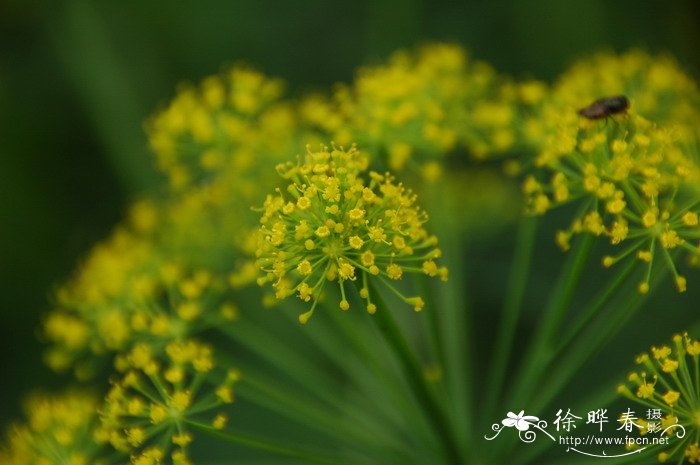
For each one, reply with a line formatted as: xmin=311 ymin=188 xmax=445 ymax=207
xmin=163 ymin=176 xmax=259 ymax=273
xmin=146 ymin=44 xmax=543 ymax=186
xmin=301 ymin=43 xmax=521 ymax=180
xmin=255 ymin=144 xmax=446 ymax=323
xmin=519 ymin=50 xmax=700 ymax=162
xmin=24 ymin=43 xmax=700 ymax=465
xmin=101 ymin=340 xmax=238 ymax=465
xmin=0 ymin=392 xmax=108 ymax=465
xmin=146 ymin=66 xmax=295 ymax=191
xmin=523 ymin=115 xmax=700 ymax=293
xmin=560 ymin=51 xmax=699 ymax=141
xmin=43 ymin=204 xmax=238 ymax=378
xmin=618 ymin=333 xmax=700 ymax=463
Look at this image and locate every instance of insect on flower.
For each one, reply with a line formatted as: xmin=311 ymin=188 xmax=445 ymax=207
xmin=577 ymin=95 xmax=629 ymax=119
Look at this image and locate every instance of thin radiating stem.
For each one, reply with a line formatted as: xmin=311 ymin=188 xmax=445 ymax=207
xmin=484 ymin=216 xmax=538 ymax=422
xmin=365 ymin=280 xmax=465 ymax=464
xmin=508 ymin=234 xmax=596 ymax=407
xmin=186 ymin=420 xmax=356 ymax=465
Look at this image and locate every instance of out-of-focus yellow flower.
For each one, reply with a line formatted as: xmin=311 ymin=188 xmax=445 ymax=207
xmin=0 ymin=391 xmax=109 ymax=465
xmin=520 ymin=50 xmax=700 ymax=174
xmin=301 ymin=43 xmax=522 ymax=179
xmin=43 ymin=200 xmax=238 ymax=378
xmin=561 ymin=51 xmax=699 ymax=140
xmin=146 ymin=65 xmax=293 ymax=191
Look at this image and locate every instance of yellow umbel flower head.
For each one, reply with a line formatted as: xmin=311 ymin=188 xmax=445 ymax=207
xmin=521 ymin=50 xmax=700 ymax=162
xmin=163 ymin=174 xmax=262 ymax=275
xmin=101 ymin=340 xmax=238 ymax=465
xmin=44 ymin=201 xmax=237 ymax=379
xmin=618 ymin=333 xmax=700 ymax=463
xmin=43 ymin=220 xmax=158 ymax=377
xmin=0 ymin=391 xmax=109 ymax=465
xmin=314 ymin=43 xmax=518 ymax=179
xmin=146 ymin=65 xmax=292 ymax=190
xmin=255 ymin=144 xmax=447 ymax=323
xmin=556 ymin=51 xmax=700 ymax=143
xmin=522 ymin=112 xmax=700 ymax=293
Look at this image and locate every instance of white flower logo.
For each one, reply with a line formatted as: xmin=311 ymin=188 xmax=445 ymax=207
xmin=485 ymin=410 xmax=554 ymax=443
xmin=502 ymin=410 xmax=540 ymax=431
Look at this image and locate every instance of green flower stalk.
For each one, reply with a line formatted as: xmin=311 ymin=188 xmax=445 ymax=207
xmin=618 ymin=333 xmax=700 ymax=463
xmin=0 ymin=392 xmax=109 ymax=465
xmin=254 ymin=144 xmax=447 ymax=323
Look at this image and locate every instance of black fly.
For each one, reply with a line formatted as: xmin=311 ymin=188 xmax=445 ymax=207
xmin=577 ymin=95 xmax=629 ymax=119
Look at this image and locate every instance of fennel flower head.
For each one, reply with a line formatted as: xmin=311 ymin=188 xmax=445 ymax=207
xmin=319 ymin=43 xmax=514 ymax=180
xmin=0 ymin=392 xmax=108 ymax=465
xmin=43 ymin=204 xmax=238 ymax=379
xmin=101 ymin=340 xmax=238 ymax=465
xmin=556 ymin=51 xmax=700 ymax=142
xmin=146 ymin=65 xmax=294 ymax=191
xmin=520 ymin=50 xmax=700 ymax=294
xmin=618 ymin=333 xmax=700 ymax=463
xmin=162 ymin=176 xmax=260 ymax=272
xmin=522 ymin=114 xmax=700 ymax=293
xmin=254 ymin=144 xmax=447 ymax=323
xmin=522 ymin=50 xmax=700 ymax=158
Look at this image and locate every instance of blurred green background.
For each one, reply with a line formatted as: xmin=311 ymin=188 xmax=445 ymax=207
xmin=1 ymin=0 xmax=699 ymax=431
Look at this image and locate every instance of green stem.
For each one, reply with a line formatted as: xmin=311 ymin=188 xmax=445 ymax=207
xmin=551 ymin=258 xmax=637 ymax=360
xmin=218 ymin=311 xmax=426 ymax=461
xmin=321 ymin=301 xmax=434 ymax=440
xmin=236 ymin=375 xmax=412 ymax=464
xmin=484 ymin=216 xmax=538 ymax=422
xmin=435 ymin=230 xmax=474 ymax=447
xmin=508 ymin=271 xmax=666 ymax=465
xmin=365 ymin=281 xmax=465 ymax=464
xmin=509 ymin=234 xmax=596 ymax=407
xmin=218 ymin=319 xmax=344 ymax=406
xmin=532 ymin=268 xmax=669 ymax=412
xmin=512 ymin=379 xmax=624 ymax=465
xmin=417 ymin=275 xmax=447 ymax=387
xmin=186 ymin=420 xmax=352 ymax=465
xmin=293 ymin=299 xmax=435 ymax=462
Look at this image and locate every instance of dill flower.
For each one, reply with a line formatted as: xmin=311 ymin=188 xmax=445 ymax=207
xmin=519 ymin=50 xmax=700 ymax=164
xmin=255 ymin=144 xmax=447 ymax=323
xmin=162 ymin=175 xmax=259 ymax=274
xmin=0 ymin=391 xmax=109 ymax=465
xmin=552 ymin=51 xmax=700 ymax=144
xmin=522 ymin=112 xmax=700 ymax=293
xmin=618 ymin=333 xmax=700 ymax=463
xmin=43 ymin=206 xmax=237 ymax=377
xmin=146 ymin=65 xmax=292 ymax=190
xmin=43 ymin=224 xmax=158 ymax=376
xmin=101 ymin=339 xmax=238 ymax=465
xmin=321 ymin=43 xmax=514 ymax=179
